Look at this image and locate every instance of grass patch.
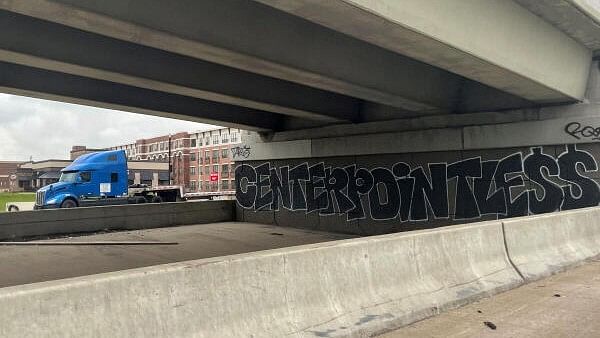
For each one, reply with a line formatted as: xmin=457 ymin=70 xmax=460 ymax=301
xmin=0 ymin=192 xmax=35 ymax=212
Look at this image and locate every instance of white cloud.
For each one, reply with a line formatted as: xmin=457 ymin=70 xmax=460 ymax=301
xmin=0 ymin=93 xmax=218 ymax=161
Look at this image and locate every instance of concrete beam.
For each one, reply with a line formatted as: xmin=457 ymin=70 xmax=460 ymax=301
xmin=0 ymin=62 xmax=283 ymax=132
xmin=515 ymin=0 xmax=600 ymax=51
xmin=0 ymin=10 xmax=359 ymax=123
xmin=257 ymin=0 xmax=592 ymax=102
xmin=0 ymin=0 xmax=537 ymax=115
xmin=241 ymin=107 xmax=600 ymax=160
xmin=242 ymin=128 xmax=464 ymax=161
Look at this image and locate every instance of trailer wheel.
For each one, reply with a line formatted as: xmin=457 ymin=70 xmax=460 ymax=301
xmin=60 ymin=199 xmax=78 ymax=208
xmin=151 ymin=196 xmax=163 ymax=203
xmin=8 ymin=206 xmax=18 ymax=212
xmin=134 ymin=196 xmax=146 ymax=204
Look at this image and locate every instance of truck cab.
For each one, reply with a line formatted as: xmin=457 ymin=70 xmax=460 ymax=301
xmin=35 ymin=150 xmax=128 ymax=209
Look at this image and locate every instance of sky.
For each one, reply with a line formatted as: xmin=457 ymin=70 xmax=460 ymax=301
xmin=0 ymin=93 xmax=218 ymax=161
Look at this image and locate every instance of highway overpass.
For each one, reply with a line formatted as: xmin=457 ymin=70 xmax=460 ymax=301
xmin=4 ymin=2 xmax=600 ymax=336
xmin=0 ymin=0 xmax=596 ymax=132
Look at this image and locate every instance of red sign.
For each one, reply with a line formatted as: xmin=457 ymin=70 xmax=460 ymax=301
xmin=210 ymin=173 xmax=219 ymax=182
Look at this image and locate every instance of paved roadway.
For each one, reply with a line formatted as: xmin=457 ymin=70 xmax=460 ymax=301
xmin=379 ymin=260 xmax=600 ymax=338
xmin=0 ymin=222 xmax=353 ymax=288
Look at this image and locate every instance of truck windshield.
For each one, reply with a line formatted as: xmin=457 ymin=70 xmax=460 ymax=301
xmin=59 ymin=172 xmax=79 ymax=183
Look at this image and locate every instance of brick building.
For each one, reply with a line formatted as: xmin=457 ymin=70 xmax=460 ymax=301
xmin=70 ymin=145 xmax=105 ymax=160
xmin=189 ymin=128 xmax=243 ymax=193
xmin=110 ymin=127 xmax=244 ymax=193
xmin=0 ymin=161 xmax=24 ymax=192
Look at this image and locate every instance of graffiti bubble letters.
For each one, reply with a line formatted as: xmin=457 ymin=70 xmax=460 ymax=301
xmin=565 ymin=122 xmax=600 ymax=141
xmin=231 ymin=145 xmax=251 ymax=159
xmin=235 ymin=145 xmax=600 ymax=222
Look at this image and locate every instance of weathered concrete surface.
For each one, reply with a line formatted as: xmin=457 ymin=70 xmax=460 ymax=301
xmin=503 ymin=207 xmax=600 ymax=281
xmin=258 ymin=0 xmax=591 ymax=102
xmin=0 ymin=222 xmax=352 ymax=288
xmin=0 ymin=0 xmax=588 ymax=134
xmin=3 ymin=206 xmax=600 ymax=336
xmin=516 ymin=0 xmax=600 ymax=51
xmin=0 ymin=221 xmax=521 ymax=337
xmin=0 ymin=200 xmax=234 ymax=240
xmin=379 ymin=259 xmax=600 ymax=338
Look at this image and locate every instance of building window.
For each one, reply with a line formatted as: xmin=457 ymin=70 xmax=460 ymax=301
xmin=190 ymin=181 xmax=196 ymax=190
xmin=212 ymin=135 xmax=219 ymax=145
xmin=221 ymin=164 xmax=230 ymax=178
xmin=230 ymin=132 xmax=238 ymax=143
xmin=221 ymin=148 xmax=229 ymax=158
xmin=198 ymin=138 xmax=203 ymax=147
xmin=190 ymin=153 xmax=196 ymax=161
xmin=222 ymin=134 xmax=229 ymax=143
xmin=212 ymin=165 xmax=219 ymax=173
xmin=190 ymin=167 xmax=196 ymax=175
xmin=190 ymin=139 xmax=196 ymax=147
xmin=212 ymin=150 xmax=218 ymax=160
xmin=204 ymin=150 xmax=210 ymax=160
xmin=205 ymin=137 xmax=210 ymax=146
xmin=204 ymin=166 xmax=210 ymax=175
xmin=221 ymin=180 xmax=229 ymax=190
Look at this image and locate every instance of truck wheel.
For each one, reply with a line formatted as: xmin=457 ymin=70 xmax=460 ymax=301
xmin=8 ymin=206 xmax=18 ymax=212
xmin=151 ymin=196 xmax=163 ymax=203
xmin=134 ymin=196 xmax=146 ymax=204
xmin=60 ymin=199 xmax=77 ymax=208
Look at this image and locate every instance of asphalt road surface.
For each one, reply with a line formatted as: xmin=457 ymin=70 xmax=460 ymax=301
xmin=0 ymin=222 xmax=353 ymax=288
xmin=380 ymin=260 xmax=600 ymax=338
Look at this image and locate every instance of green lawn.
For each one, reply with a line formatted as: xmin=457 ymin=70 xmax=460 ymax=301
xmin=0 ymin=192 xmax=35 ymax=212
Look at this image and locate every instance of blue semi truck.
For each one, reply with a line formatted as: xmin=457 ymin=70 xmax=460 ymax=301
xmin=34 ymin=150 xmax=185 ymax=209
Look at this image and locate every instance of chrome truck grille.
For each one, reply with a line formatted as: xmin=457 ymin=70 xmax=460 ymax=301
xmin=35 ymin=190 xmax=45 ymax=206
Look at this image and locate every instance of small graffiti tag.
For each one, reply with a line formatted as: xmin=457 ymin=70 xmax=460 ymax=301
xmin=232 ymin=145 xmax=251 ymax=159
xmin=565 ymin=122 xmax=600 ymax=141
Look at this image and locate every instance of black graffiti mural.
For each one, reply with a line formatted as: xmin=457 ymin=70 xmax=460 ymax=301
xmin=235 ymin=145 xmax=600 ymax=222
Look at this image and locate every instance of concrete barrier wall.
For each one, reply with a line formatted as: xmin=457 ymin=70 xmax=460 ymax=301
xmin=2 ymin=206 xmax=600 ymax=336
xmin=503 ymin=206 xmax=600 ymax=281
xmin=0 ymin=201 xmax=235 ymax=240
xmin=0 ymin=220 xmax=522 ymax=337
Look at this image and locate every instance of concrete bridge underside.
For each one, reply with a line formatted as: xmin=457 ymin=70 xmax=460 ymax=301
xmin=0 ymin=0 xmax=598 ymax=134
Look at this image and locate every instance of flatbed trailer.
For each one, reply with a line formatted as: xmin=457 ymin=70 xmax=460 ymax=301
xmin=183 ymin=191 xmax=235 ymax=201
